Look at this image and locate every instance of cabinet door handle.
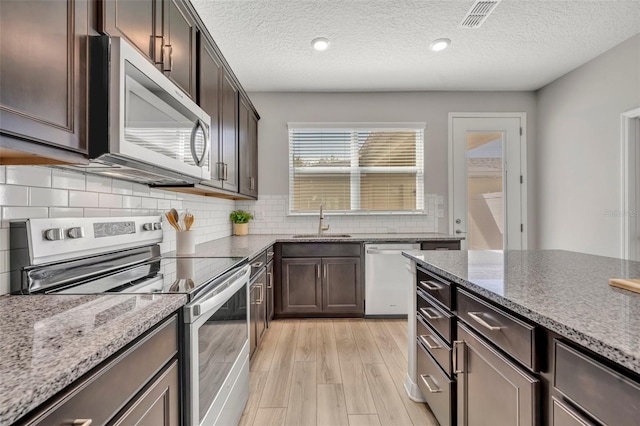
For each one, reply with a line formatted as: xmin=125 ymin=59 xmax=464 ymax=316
xmin=419 ymin=307 xmax=442 ymax=320
xmin=70 ymin=420 xmax=93 ymax=426
xmin=224 ymin=163 xmax=229 ymax=181
xmin=420 ymin=375 xmax=442 ymax=393
xmin=419 ymin=280 xmax=443 ymax=291
xmin=252 ymin=262 xmax=264 ymax=268
xmin=266 ymin=272 xmax=273 ymax=289
xmin=468 ymin=311 xmax=503 ymax=331
xmin=152 ymin=36 xmax=164 ymax=65
xmin=258 ymin=284 xmax=264 ymax=304
xmin=419 ymin=334 xmax=442 ymax=350
xmin=316 ymin=264 xmax=320 ymax=279
xmin=323 ymin=264 xmax=327 ymax=279
xmin=162 ymin=44 xmax=172 ymax=72
xmin=249 ymin=177 xmax=255 ymax=190
xmin=453 ymin=340 xmax=465 ymax=373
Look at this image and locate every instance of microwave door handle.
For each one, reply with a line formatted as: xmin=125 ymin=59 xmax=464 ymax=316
xmin=190 ymin=119 xmax=209 ymax=167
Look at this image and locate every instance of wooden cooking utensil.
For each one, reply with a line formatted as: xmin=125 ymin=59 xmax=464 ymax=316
xmin=609 ymin=278 xmax=640 ymax=294
xmin=166 ymin=211 xmax=181 ymax=232
xmin=184 ymin=211 xmax=194 ymax=231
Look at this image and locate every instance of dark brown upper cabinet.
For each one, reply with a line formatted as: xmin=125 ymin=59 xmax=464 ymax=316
xmin=0 ymin=0 xmax=90 ymax=164
xmin=162 ymin=0 xmax=197 ymax=98
xmin=101 ymin=0 xmax=197 ymax=98
xmin=220 ymin=72 xmax=239 ymax=192
xmin=198 ymin=34 xmax=223 ymax=188
xmin=239 ymin=94 xmax=259 ymax=198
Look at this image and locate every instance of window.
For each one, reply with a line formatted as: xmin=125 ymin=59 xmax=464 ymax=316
xmin=288 ymin=123 xmax=425 ymax=214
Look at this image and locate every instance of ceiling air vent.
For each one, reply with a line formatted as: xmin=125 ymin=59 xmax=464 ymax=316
xmin=459 ymin=0 xmax=502 ymax=28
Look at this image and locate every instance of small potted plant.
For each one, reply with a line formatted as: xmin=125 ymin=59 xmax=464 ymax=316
xmin=229 ymin=210 xmax=253 ymax=236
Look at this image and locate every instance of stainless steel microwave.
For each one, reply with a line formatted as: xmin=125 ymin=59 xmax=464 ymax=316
xmin=64 ymin=36 xmax=211 ymax=185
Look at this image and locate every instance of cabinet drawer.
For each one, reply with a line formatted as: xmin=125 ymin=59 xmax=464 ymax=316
xmin=281 ymin=243 xmax=361 ymax=258
xmin=417 ymin=315 xmax=452 ymax=376
xmin=457 ymin=289 xmax=536 ymax=370
xmin=26 ymin=315 xmax=178 ymax=426
xmin=250 ymin=251 xmax=267 ymax=276
xmin=552 ymin=397 xmax=594 ymax=426
xmin=266 ymin=245 xmax=275 ymax=263
xmin=554 ymin=340 xmax=640 ymax=425
xmin=417 ymin=338 xmax=453 ymax=426
xmin=421 ymin=241 xmax=461 ymax=250
xmin=417 ymin=290 xmax=455 ymax=344
xmin=417 ymin=267 xmax=453 ymax=310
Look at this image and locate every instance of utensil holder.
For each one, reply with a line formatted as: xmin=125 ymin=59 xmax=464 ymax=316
xmin=176 ymin=231 xmax=196 ymax=255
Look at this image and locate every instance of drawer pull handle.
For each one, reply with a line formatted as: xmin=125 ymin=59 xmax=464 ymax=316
xmin=420 ymin=374 xmax=442 ymax=393
xmin=419 ymin=334 xmax=442 ymax=350
xmin=420 ymin=307 xmax=443 ymax=320
xmin=252 ymin=262 xmax=265 ymax=268
xmin=420 ymin=280 xmax=443 ymax=291
xmin=71 ymin=420 xmax=92 ymax=426
xmin=468 ymin=311 xmax=503 ymax=331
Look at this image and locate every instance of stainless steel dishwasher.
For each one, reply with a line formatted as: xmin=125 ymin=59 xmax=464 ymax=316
xmin=365 ymin=243 xmax=420 ymax=316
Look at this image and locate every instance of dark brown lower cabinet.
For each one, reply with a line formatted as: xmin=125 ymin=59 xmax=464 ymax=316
xmin=266 ymin=260 xmax=274 ymax=325
xmin=250 ymin=269 xmax=267 ymax=358
xmin=551 ymin=397 xmax=594 ymax=426
xmin=455 ymin=322 xmax=539 ymax=426
xmin=281 ymin=258 xmax=323 ymax=314
xmin=112 ymin=360 xmax=180 ymax=426
xmin=322 ymin=257 xmax=362 ymax=313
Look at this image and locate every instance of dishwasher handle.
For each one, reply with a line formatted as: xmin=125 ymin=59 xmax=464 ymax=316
xmin=366 ymin=248 xmax=418 ymax=255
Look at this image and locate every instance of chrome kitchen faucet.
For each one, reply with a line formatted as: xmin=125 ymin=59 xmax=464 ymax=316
xmin=318 ymin=203 xmax=330 ymax=235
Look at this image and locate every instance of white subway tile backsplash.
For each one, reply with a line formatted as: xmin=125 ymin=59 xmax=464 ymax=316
xmin=86 ymin=175 xmax=112 ymax=193
xmin=112 ymin=180 xmax=133 ymax=195
xmin=69 ymin=191 xmax=99 ymax=207
xmin=0 ymin=185 xmax=29 ymax=206
xmin=0 ymin=229 xmax=8 ymax=251
xmin=132 ymin=183 xmax=150 ymax=197
xmin=6 ymin=166 xmax=51 ymax=187
xmin=0 ymin=273 xmax=9 ymax=296
xmin=2 ymin=206 xmax=48 ymax=220
xmin=0 ymin=166 xmax=5 ymax=184
xmin=123 ymin=196 xmax=142 ymax=209
xmin=83 ymin=208 xmax=112 ymax=217
xmin=99 ymin=193 xmax=123 ymax=208
xmin=30 ymin=187 xmax=68 ymax=207
xmin=141 ymin=198 xmax=158 ymax=209
xmin=52 ymin=169 xmax=86 ymax=190
xmin=50 ymin=207 xmax=84 ymax=218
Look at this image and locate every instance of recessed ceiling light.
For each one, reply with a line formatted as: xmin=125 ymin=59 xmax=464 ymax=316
xmin=311 ymin=37 xmax=330 ymax=51
xmin=429 ymin=38 xmax=451 ymax=52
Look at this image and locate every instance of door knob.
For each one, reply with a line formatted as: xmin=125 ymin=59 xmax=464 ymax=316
xmin=455 ymin=229 xmax=467 ymax=234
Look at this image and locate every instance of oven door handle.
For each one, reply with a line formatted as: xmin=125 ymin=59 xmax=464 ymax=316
xmin=184 ymin=264 xmax=250 ymax=323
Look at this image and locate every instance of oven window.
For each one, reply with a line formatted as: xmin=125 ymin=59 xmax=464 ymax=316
xmin=198 ymin=285 xmax=247 ymax=423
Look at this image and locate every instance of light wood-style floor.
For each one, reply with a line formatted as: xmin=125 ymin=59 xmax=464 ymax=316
xmin=240 ymin=319 xmax=438 ymax=426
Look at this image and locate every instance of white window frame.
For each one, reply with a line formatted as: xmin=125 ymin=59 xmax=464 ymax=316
xmin=287 ymin=122 xmax=426 ymax=216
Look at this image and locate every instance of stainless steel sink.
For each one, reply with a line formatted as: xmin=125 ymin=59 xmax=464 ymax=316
xmin=292 ymin=234 xmax=352 ymax=238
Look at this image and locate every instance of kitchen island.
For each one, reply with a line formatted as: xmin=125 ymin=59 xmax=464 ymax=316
xmin=404 ymin=249 xmax=640 ymax=425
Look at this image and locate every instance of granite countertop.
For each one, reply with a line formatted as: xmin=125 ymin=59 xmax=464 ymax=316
xmin=0 ymin=294 xmax=187 ymax=425
xmin=403 ymin=249 xmax=640 ymax=374
xmin=171 ymin=233 xmax=463 ymax=260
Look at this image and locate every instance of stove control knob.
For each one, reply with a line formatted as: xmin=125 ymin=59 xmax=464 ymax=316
xmin=142 ymin=223 xmax=154 ymax=231
xmin=44 ymin=228 xmax=64 ymax=241
xmin=153 ymin=222 xmax=162 ymax=230
xmin=67 ymin=227 xmax=85 ymax=239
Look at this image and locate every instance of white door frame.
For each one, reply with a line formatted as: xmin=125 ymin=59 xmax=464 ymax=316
xmin=448 ymin=112 xmax=528 ymax=249
xmin=620 ymin=107 xmax=640 ymax=260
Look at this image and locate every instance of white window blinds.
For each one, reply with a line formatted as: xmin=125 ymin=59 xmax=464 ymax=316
xmin=288 ymin=123 xmax=425 ymax=214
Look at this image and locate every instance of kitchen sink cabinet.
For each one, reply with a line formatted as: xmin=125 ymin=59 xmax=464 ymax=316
xmin=277 ymin=243 xmax=363 ymax=317
xmin=322 ymin=257 xmax=362 ymax=313
xmin=0 ymin=0 xmax=91 ymax=164
xmin=281 ymin=258 xmax=323 ymax=314
xmin=22 ymin=315 xmax=180 ymax=426
xmin=101 ymin=0 xmax=197 ymax=99
xmin=239 ymin=94 xmax=259 ymax=198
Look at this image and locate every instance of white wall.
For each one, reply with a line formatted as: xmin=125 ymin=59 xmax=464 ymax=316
xmin=0 ymin=166 xmax=235 ymax=295
xmin=536 ymin=34 xmax=640 ymax=257
xmin=247 ymin=91 xmax=537 ymax=238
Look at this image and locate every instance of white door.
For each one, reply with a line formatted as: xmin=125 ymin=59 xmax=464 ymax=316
xmin=622 ymin=110 xmax=640 ymax=261
xmin=449 ymin=114 xmax=526 ymax=250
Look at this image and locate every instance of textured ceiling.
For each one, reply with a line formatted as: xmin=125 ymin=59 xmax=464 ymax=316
xmin=190 ymin=0 xmax=640 ymax=91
